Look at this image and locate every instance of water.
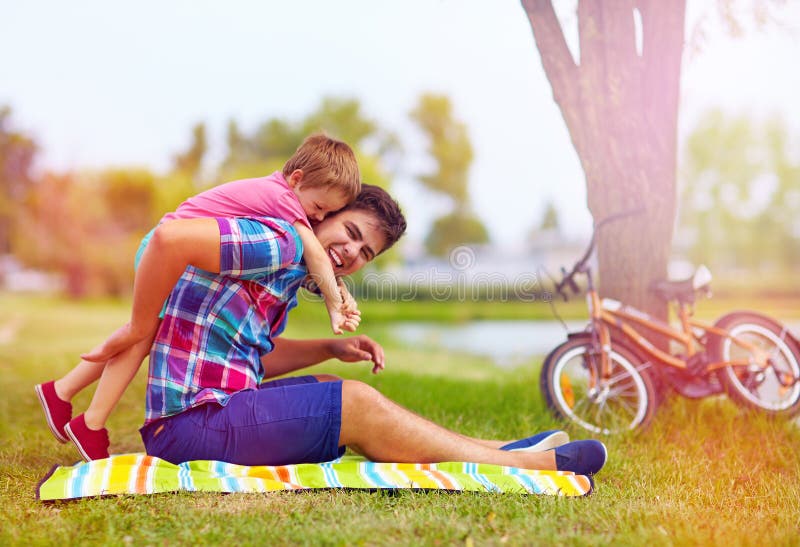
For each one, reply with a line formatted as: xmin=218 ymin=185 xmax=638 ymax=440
xmin=390 ymin=319 xmax=800 ymax=369
xmin=390 ymin=320 xmax=587 ymax=369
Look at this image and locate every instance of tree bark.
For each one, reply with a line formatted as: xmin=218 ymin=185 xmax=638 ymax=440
xmin=521 ymin=0 xmax=685 ymax=320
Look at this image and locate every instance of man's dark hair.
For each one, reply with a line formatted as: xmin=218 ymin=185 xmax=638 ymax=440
xmin=348 ymin=184 xmax=406 ymax=254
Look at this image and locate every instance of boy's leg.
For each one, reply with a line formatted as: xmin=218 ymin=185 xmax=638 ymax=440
xmin=64 ymin=335 xmax=154 ymax=461
xmin=82 ymin=335 xmax=154 ymax=430
xmin=36 ymin=353 xmax=110 ymax=443
xmin=53 ymin=359 xmax=107 ymax=401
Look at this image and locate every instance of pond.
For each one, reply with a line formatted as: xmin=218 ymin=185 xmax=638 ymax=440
xmin=390 ymin=320 xmax=587 ymax=369
xmin=390 ymin=319 xmax=800 ymax=369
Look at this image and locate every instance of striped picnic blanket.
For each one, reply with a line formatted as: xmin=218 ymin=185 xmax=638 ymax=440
xmin=36 ymin=453 xmax=593 ymax=500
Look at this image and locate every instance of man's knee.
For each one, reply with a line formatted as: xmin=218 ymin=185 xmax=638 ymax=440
xmin=341 ymin=379 xmax=383 ymax=412
xmin=314 ymin=374 xmax=342 ymax=383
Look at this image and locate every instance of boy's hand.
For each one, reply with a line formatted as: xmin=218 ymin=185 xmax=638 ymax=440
xmin=326 ymin=281 xmax=361 ymax=334
xmin=327 ymin=306 xmax=361 ymax=335
xmin=81 ymin=323 xmax=150 ymax=363
xmin=338 ymin=280 xmax=359 ymax=314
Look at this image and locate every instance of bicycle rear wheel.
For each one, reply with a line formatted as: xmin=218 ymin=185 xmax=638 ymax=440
xmin=540 ymin=336 xmax=657 ymax=434
xmin=708 ymin=312 xmax=800 ymax=416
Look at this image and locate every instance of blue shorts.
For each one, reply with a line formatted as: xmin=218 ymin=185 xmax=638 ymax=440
xmin=140 ymin=376 xmax=345 ymax=466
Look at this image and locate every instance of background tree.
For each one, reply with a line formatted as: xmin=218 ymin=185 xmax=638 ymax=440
xmin=9 ymin=96 xmax=404 ymax=297
xmin=679 ymin=110 xmax=800 ymax=273
xmin=410 ymin=93 xmax=489 ymax=257
xmin=538 ymin=201 xmax=560 ymax=232
xmin=519 ymin=1 xmax=686 ymax=320
xmin=219 ymin=96 xmax=399 ymax=186
xmin=0 ymin=106 xmax=37 ymax=269
xmin=14 ymin=170 xmax=157 ymax=297
xmin=172 ymin=122 xmax=207 ymax=181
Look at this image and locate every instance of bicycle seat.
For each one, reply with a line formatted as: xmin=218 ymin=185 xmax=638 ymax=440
xmin=649 ymin=265 xmax=712 ymax=303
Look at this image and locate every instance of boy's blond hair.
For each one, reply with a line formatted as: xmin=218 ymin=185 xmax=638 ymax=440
xmin=283 ymin=134 xmax=360 ymax=202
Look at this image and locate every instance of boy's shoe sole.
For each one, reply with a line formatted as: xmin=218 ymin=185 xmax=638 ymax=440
xmin=501 ymin=430 xmax=570 ymax=452
xmin=34 ymin=383 xmax=69 ymax=443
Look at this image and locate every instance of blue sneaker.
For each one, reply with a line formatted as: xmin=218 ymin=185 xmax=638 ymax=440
xmin=552 ymin=440 xmax=607 ymax=475
xmin=500 ymin=430 xmax=570 ymax=452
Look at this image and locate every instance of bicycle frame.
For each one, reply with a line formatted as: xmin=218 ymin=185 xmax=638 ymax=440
xmin=553 ymin=207 xmax=798 ymax=391
xmin=585 ymin=287 xmax=770 ymax=379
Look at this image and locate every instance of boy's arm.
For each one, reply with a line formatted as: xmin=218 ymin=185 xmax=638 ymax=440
xmin=82 ymin=218 xmax=221 ymax=362
xmin=294 ymin=222 xmax=359 ymax=335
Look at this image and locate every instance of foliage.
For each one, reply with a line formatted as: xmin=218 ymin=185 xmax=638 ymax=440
xmin=220 ymin=96 xmax=399 ymax=182
xmin=410 ymin=93 xmax=489 ymax=257
xmin=537 ymin=200 xmax=560 ymax=231
xmin=679 ymin=110 xmax=800 ymax=272
xmin=0 ymin=106 xmax=37 ymax=257
xmin=172 ymin=122 xmax=207 ymax=181
xmin=410 ymin=94 xmax=473 ymax=202
xmin=424 ymin=211 xmax=490 ymax=258
xmin=101 ymin=168 xmax=159 ymax=232
xmin=13 ymin=170 xmax=158 ymax=297
xmin=7 ymin=96 xmax=406 ymax=296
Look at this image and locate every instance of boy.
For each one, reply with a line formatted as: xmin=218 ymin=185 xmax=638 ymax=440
xmin=36 ymin=134 xmax=362 ymax=460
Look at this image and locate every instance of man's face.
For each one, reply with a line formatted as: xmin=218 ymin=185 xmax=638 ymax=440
xmin=313 ymin=209 xmax=387 ymax=276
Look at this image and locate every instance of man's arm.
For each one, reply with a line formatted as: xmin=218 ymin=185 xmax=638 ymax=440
xmin=82 ymin=217 xmax=220 ymax=362
xmin=261 ymin=335 xmax=386 ymax=378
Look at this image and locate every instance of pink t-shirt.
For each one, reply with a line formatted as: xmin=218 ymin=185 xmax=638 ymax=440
xmin=160 ymin=171 xmax=311 ymax=229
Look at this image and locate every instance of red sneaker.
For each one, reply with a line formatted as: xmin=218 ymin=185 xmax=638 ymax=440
xmin=34 ymin=381 xmax=72 ymax=443
xmin=64 ymin=414 xmax=110 ymax=461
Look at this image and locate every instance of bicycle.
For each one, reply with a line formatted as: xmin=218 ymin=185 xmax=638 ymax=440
xmin=540 ymin=209 xmax=800 ymax=434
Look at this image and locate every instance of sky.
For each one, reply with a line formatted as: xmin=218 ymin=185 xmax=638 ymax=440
xmin=2 ymin=0 xmax=799 ymax=249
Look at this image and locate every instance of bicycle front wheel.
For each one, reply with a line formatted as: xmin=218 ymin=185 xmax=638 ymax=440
xmin=708 ymin=312 xmax=800 ymax=416
xmin=540 ymin=336 xmax=657 ymax=434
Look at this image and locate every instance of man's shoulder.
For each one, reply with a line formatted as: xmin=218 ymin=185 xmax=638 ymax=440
xmin=218 ymin=216 xmax=304 ymax=264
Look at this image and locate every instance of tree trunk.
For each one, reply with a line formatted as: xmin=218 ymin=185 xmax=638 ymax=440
xmin=521 ymin=0 xmax=685 ymax=321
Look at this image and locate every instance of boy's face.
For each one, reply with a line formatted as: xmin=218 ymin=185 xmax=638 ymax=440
xmin=313 ymin=209 xmax=387 ymax=276
xmin=294 ymin=184 xmax=350 ymax=222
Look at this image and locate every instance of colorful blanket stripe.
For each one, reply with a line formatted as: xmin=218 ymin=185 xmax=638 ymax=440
xmin=37 ymin=454 xmax=593 ymax=500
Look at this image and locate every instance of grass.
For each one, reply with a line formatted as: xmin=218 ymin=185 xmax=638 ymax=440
xmin=2 ymin=292 xmax=800 ymax=545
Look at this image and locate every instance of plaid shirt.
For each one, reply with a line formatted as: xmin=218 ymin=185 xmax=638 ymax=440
xmin=144 ymin=216 xmax=306 ymax=425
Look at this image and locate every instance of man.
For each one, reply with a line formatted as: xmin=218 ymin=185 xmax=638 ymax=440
xmin=81 ymin=185 xmax=607 ymax=475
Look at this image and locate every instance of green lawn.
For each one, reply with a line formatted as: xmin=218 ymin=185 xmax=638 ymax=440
xmin=2 ymin=292 xmax=800 ymax=545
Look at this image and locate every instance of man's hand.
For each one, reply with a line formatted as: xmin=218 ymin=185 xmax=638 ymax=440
xmin=328 ymin=335 xmax=385 ymax=374
xmin=80 ymin=323 xmax=151 ymax=363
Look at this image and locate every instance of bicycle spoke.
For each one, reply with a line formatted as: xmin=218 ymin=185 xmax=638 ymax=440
xmin=545 ymin=340 xmax=653 ymax=433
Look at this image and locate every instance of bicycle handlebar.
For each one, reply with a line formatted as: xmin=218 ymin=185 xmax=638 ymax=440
xmin=554 ymin=207 xmax=645 ymax=300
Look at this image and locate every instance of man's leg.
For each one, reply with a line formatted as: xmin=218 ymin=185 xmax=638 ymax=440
xmin=310 ymin=374 xmax=511 ymax=448
xmin=338 ymin=380 xmax=557 ymax=470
